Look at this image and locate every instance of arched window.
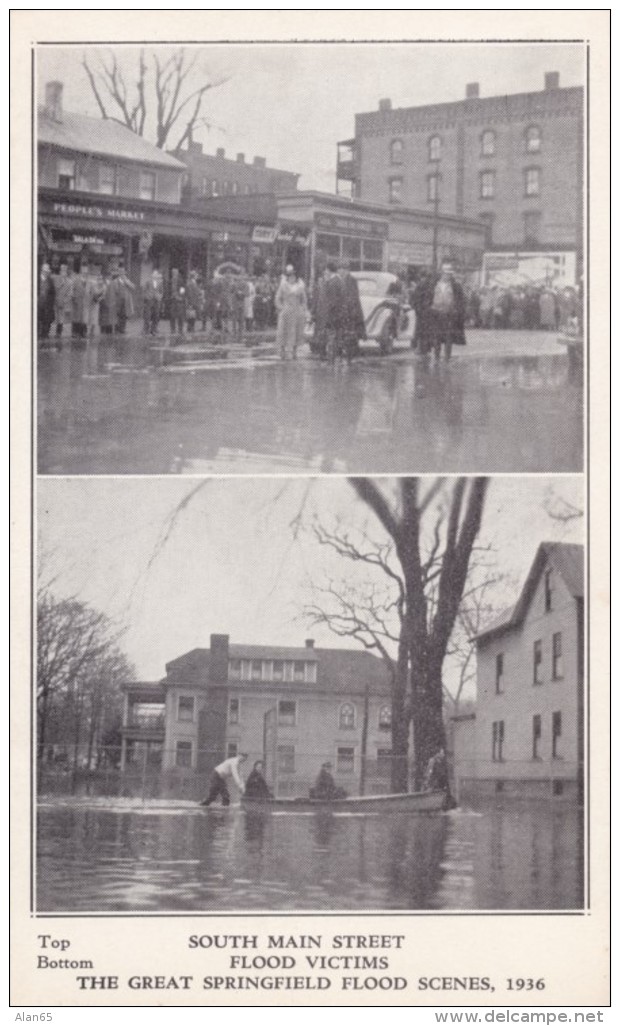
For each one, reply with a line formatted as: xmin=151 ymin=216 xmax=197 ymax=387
xmin=339 ymin=703 xmax=356 ymax=730
xmin=390 ymin=139 xmax=403 ymax=165
xmin=481 ymin=129 xmax=496 ymax=156
xmin=525 ymin=125 xmax=541 ymax=154
xmin=378 ymin=705 xmax=392 ymax=731
xmin=428 ymin=135 xmax=442 ymax=161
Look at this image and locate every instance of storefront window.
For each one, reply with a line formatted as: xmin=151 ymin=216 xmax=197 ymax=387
xmin=362 ymin=239 xmax=383 ymax=271
xmin=343 ymin=236 xmax=362 ymax=270
xmin=316 ymin=233 xmax=340 ymax=258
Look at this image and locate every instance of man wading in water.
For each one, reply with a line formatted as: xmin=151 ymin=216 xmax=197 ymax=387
xmin=200 ymin=753 xmax=248 ymax=807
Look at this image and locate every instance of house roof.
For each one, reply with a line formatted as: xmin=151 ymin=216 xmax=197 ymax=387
xmin=474 ymin=542 xmax=584 ymax=644
xmin=38 ymin=107 xmax=185 ymax=170
xmin=165 ymin=643 xmax=391 ymax=695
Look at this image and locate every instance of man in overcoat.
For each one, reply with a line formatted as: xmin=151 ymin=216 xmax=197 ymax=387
xmin=418 ymin=260 xmax=467 ymax=360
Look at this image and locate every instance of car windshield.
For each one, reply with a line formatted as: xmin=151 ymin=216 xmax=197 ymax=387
xmin=354 ymin=278 xmax=383 ymax=296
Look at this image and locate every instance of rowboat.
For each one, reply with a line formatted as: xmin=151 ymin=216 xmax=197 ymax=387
xmin=239 ymin=789 xmax=446 ymax=814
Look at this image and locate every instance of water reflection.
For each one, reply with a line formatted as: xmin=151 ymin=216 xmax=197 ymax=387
xmin=38 ymin=341 xmax=582 ymax=474
xmin=36 ymin=800 xmax=583 ymax=912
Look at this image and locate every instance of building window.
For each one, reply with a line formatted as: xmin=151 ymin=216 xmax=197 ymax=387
xmin=544 ymin=569 xmax=553 ymax=611
xmin=390 ymin=139 xmax=403 ymax=164
xmin=481 ymin=129 xmax=496 ymax=156
xmin=525 ymin=125 xmax=542 ymax=154
xmin=278 ymin=700 xmax=296 ymax=726
xmin=388 ymin=177 xmax=402 ymax=204
xmin=495 ymin=653 xmax=504 ymax=694
xmin=524 ymin=167 xmax=540 ymax=197
xmin=228 ymin=697 xmax=240 ymax=724
xmin=99 ymin=164 xmax=115 ymax=195
xmin=251 ymin=660 xmax=262 ymax=680
xmin=212 ymin=179 xmax=220 ymax=196
xmin=175 ymin=741 xmax=192 ymax=768
xmin=532 ymin=714 xmax=542 ymax=760
xmin=533 ymin=639 xmax=543 ymax=684
xmin=377 ymin=748 xmax=392 ymax=776
xmin=552 ymin=711 xmax=562 ymax=758
xmin=339 ymin=703 xmax=356 ymax=730
xmin=293 ymin=661 xmax=305 ymax=682
xmin=177 ymin=696 xmax=195 ymax=722
xmin=277 ymin=744 xmax=295 ymax=774
xmin=336 ymin=746 xmax=355 ymax=774
xmin=378 ymin=705 xmax=391 ymax=731
xmin=492 ymin=720 xmax=505 ymax=762
xmin=228 ymin=659 xmax=241 ymax=678
xmin=428 ymin=135 xmax=442 ymax=161
xmin=223 ymin=180 xmax=231 ymax=195
xmin=306 ymin=662 xmax=317 ymax=684
xmin=139 ymin=171 xmax=156 ymax=201
xmin=57 ymin=157 xmax=75 ymax=190
xmin=480 ymin=170 xmax=495 ymax=199
xmin=523 ymin=211 xmax=542 ymax=246
xmin=244 ymin=184 xmax=251 ymax=194
xmin=272 ymin=660 xmax=284 ymax=681
xmin=552 ymin=632 xmax=564 ymax=679
xmin=427 ymin=173 xmax=441 ymax=203
xmin=227 ymin=741 xmax=238 ymax=759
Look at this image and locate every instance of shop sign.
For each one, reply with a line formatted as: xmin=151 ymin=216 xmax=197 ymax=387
xmin=52 ymin=201 xmax=146 ymax=223
xmin=484 ymin=254 xmax=519 ymax=270
xmin=315 ymin=212 xmax=388 ymax=238
xmin=212 ymin=231 xmax=229 ymax=242
xmin=252 ymin=226 xmax=277 ymax=244
xmin=389 ymin=241 xmax=430 ymax=264
xmin=72 ymin=234 xmax=105 ymax=245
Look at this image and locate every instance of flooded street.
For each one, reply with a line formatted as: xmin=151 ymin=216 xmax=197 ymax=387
xmin=37 ymin=332 xmax=582 ymax=475
xmin=36 ymin=799 xmax=583 ymax=913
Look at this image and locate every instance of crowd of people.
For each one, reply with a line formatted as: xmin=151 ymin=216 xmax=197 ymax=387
xmin=37 ymin=261 xmax=137 ymax=343
xmin=463 ymin=282 xmax=581 ymax=332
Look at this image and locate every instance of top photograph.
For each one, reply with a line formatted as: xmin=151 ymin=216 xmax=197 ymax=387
xmin=35 ymin=42 xmax=585 ymax=476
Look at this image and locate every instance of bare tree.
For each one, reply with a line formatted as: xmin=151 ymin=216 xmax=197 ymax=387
xmin=306 ymin=478 xmax=488 ymax=791
xmin=37 ymin=589 xmax=132 ymax=766
xmin=81 ymin=47 xmax=228 ymax=153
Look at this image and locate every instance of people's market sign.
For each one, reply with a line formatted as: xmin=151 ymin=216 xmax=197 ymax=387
xmin=315 ymin=212 xmax=388 ymax=238
xmin=51 ymin=201 xmax=146 ymax=223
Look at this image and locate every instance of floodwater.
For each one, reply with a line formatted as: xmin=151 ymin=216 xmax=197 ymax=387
xmin=36 ymin=799 xmax=583 ymax=912
xmin=37 ymin=333 xmax=583 ymax=475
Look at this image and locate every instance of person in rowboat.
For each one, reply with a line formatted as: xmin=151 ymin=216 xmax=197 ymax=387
xmin=200 ymin=753 xmax=248 ymax=807
xmin=243 ymin=760 xmax=273 ymax=801
xmin=309 ymin=761 xmax=347 ymax=801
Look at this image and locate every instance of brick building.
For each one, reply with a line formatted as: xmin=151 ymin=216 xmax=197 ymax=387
xmin=452 ymin=543 xmax=584 ymax=802
xmin=337 ymin=72 xmax=583 ymax=281
xmin=178 ymin=141 xmax=299 ymax=201
xmin=120 ymin=635 xmax=394 ymax=799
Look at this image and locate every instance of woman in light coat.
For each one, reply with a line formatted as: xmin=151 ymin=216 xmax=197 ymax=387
xmin=275 ymin=265 xmax=307 ymax=359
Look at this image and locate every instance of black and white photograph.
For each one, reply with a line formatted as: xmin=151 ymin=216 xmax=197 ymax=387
xmin=11 ymin=10 xmax=609 ymax=1012
xmin=36 ymin=42 xmax=584 ymax=475
xmin=36 ymin=474 xmax=585 ymax=914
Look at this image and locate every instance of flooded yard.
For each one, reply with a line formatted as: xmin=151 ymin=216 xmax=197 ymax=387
xmin=36 ymin=798 xmax=584 ymax=913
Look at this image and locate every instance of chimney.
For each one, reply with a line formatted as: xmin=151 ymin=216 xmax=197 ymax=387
xmin=216 ymin=147 xmax=225 ymax=158
xmin=544 ymin=71 xmax=560 ymax=91
xmin=45 ymin=80 xmax=63 ymax=121
xmin=253 ymin=156 xmax=266 ymax=168
xmin=236 ymin=153 xmax=245 ymax=163
xmin=465 ymin=82 xmax=480 ymax=99
xmin=305 ymin=638 xmax=315 ymax=649
xmin=209 ymin=634 xmax=229 ymax=684
xmin=378 ymin=98 xmax=392 ymax=112
xmin=188 ymin=140 xmax=203 ymax=155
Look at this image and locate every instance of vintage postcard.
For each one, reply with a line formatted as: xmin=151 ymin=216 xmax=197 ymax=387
xmin=10 ymin=9 xmax=610 ymax=1012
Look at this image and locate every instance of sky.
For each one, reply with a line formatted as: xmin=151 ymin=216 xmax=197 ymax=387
xmin=38 ymin=476 xmax=585 ymax=683
xmin=36 ymin=42 xmax=585 ymax=191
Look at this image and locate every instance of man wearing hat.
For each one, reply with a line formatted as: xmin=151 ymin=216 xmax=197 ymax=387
xmin=310 ymin=761 xmax=346 ymax=801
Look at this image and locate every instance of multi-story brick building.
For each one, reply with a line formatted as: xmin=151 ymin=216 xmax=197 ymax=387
xmin=120 ymin=635 xmax=394 ymax=799
xmin=337 ymin=71 xmax=583 ymax=283
xmin=452 ymin=542 xmax=584 ymax=802
xmin=178 ymin=140 xmax=299 ymax=201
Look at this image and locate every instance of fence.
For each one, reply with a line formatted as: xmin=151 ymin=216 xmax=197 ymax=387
xmin=37 ymin=743 xmax=415 ymax=801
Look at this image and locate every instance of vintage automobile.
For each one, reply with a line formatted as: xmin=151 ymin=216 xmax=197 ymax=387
xmin=307 ymin=270 xmax=412 ymax=356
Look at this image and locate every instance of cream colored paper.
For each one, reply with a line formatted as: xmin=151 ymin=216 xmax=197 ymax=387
xmin=10 ymin=10 xmax=610 ymax=1010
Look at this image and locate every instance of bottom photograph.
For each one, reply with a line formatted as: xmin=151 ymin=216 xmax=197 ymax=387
xmin=35 ymin=474 xmax=585 ymax=913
